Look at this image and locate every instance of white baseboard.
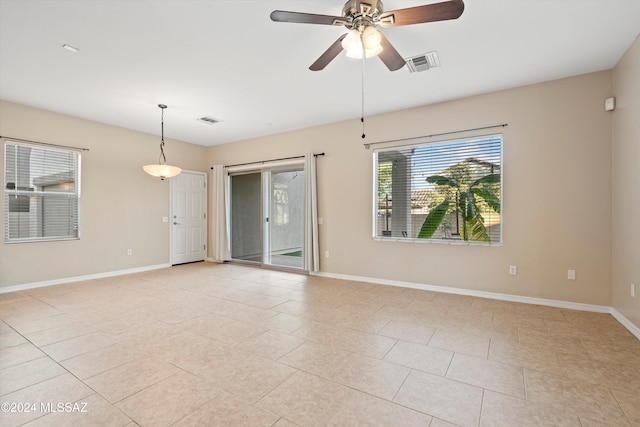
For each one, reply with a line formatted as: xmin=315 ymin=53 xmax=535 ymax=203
xmin=0 ymin=264 xmax=171 ymax=294
xmin=311 ymin=271 xmax=611 ymax=313
xmin=311 ymin=271 xmax=639 ymax=339
xmin=610 ymin=309 xmax=640 ymax=340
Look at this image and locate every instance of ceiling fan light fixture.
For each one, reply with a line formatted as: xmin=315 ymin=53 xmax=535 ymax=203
xmin=342 ymin=27 xmax=383 ymax=59
xmin=361 ymin=26 xmax=381 ymax=50
xmin=345 ymin=44 xmax=383 ymax=59
xmin=143 ymin=104 xmax=181 ymax=180
xmin=341 ymin=29 xmax=360 ymax=52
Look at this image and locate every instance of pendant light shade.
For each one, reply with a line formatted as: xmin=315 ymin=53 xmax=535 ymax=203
xmin=143 ymin=104 xmax=181 ymax=180
xmin=143 ymin=163 xmax=182 ymax=179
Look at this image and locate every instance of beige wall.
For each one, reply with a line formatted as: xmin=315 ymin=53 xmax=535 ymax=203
xmin=0 ymin=67 xmax=624 ymax=312
xmin=207 ymin=70 xmax=614 ymax=306
xmin=0 ymin=101 xmax=208 ymax=288
xmin=612 ymin=36 xmax=640 ymax=328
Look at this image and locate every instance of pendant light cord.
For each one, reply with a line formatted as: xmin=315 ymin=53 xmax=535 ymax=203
xmin=159 ymin=105 xmax=167 ymax=165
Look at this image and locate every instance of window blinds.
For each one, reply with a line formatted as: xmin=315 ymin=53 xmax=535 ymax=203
xmin=4 ymin=141 xmax=80 ymax=242
xmin=374 ymin=134 xmax=502 ymax=244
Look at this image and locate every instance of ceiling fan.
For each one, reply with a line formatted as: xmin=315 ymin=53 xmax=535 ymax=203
xmin=270 ymin=0 xmax=464 ymax=71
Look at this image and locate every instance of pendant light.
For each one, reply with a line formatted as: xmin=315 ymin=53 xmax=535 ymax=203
xmin=143 ymin=104 xmax=182 ymax=180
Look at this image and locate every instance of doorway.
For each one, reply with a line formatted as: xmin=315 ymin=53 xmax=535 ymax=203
xmin=229 ymin=166 xmax=304 ymax=269
xmin=170 ymin=171 xmax=207 ymax=265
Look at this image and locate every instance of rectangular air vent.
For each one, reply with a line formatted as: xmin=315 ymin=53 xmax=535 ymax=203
xmin=197 ymin=116 xmax=220 ymax=125
xmin=406 ymin=51 xmax=440 ymax=73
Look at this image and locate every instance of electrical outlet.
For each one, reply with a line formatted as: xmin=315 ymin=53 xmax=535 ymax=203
xmin=317 ymin=217 xmax=323 ymax=225
xmin=632 ymin=283 xmax=636 ymax=298
xmin=568 ymin=269 xmax=576 ymax=280
xmin=127 ymin=249 xmax=132 ymax=256
xmin=325 ymin=250 xmax=330 ymax=258
xmin=509 ymin=265 xmax=517 ymax=276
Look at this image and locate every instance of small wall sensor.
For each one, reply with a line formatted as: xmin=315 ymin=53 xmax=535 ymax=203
xmin=605 ymin=97 xmax=616 ymax=111
xmin=62 ymin=44 xmax=79 ymax=53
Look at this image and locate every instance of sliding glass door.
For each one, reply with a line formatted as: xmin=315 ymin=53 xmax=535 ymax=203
xmin=266 ymin=168 xmax=304 ymax=269
xmin=230 ymin=172 xmax=262 ymax=263
xmin=229 ymin=166 xmax=304 ymax=269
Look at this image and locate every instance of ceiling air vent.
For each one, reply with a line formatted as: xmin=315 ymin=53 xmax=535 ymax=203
xmin=406 ymin=51 xmax=440 ymax=73
xmin=197 ymin=116 xmax=220 ymax=125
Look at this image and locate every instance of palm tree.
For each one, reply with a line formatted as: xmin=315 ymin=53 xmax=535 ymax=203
xmin=418 ymin=172 xmax=501 ymax=241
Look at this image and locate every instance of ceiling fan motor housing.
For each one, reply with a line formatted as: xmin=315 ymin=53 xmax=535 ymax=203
xmin=342 ymin=0 xmax=384 ymax=30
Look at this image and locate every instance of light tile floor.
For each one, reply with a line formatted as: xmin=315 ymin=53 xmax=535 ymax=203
xmin=1 ymin=262 xmax=639 ymax=426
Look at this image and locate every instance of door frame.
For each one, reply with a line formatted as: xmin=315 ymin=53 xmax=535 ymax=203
xmin=169 ymin=169 xmax=208 ymax=265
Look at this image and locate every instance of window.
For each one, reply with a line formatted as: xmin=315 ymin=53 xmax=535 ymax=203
xmin=374 ymin=134 xmax=502 ymax=244
xmin=4 ymin=141 xmax=81 ymax=243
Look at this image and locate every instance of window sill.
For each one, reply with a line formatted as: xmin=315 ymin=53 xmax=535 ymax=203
xmin=372 ymin=236 xmax=503 ymax=247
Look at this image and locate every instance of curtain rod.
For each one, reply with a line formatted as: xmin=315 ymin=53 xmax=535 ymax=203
xmin=212 ymin=152 xmax=325 ymax=170
xmin=363 ymin=124 xmax=508 ymax=149
xmin=0 ymin=135 xmax=90 ymax=152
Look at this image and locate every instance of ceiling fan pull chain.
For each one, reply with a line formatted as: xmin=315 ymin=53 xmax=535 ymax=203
xmin=361 ymin=35 xmax=365 ymax=139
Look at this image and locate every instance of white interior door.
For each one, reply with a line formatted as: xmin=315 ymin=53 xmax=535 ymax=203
xmin=171 ymin=171 xmax=207 ymax=265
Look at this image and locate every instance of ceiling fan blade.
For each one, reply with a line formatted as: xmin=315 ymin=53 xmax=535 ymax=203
xmin=310 ymin=34 xmax=347 ymax=71
xmin=378 ymin=0 xmax=464 ymax=27
xmin=378 ymin=33 xmax=406 ymax=71
xmin=270 ymin=10 xmax=346 ymax=26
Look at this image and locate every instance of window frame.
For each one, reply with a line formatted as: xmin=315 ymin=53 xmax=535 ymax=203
xmin=372 ymin=133 xmax=503 ymax=246
xmin=4 ymin=140 xmax=82 ymax=244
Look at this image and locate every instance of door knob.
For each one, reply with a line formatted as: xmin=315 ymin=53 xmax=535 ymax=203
xmin=173 ymin=222 xmax=180 ymax=225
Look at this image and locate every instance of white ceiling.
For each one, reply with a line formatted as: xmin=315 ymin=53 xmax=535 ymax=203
xmin=1 ymin=0 xmax=638 ymax=147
